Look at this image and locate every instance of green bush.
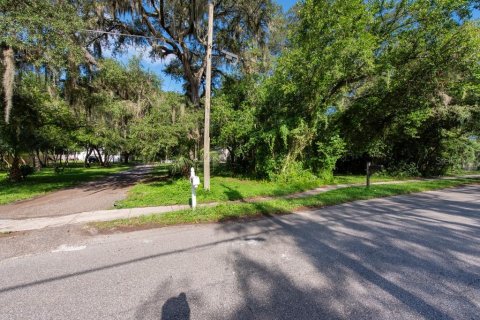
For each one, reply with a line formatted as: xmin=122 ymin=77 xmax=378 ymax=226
xmin=270 ymin=161 xmax=319 ymax=184
xmin=20 ymin=164 xmax=35 ymax=178
xmin=386 ymin=162 xmax=420 ymax=177
xmin=315 ymin=134 xmax=346 ymax=177
xmin=169 ymin=156 xmax=195 ymax=178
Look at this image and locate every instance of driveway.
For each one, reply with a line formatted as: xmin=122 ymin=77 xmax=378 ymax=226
xmin=0 ymin=185 xmax=479 ymax=319
xmin=0 ymin=165 xmax=153 ymax=219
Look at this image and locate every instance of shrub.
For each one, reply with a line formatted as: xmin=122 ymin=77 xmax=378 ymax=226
xmin=20 ymin=164 xmax=34 ymax=178
xmin=315 ymin=134 xmax=346 ymax=176
xmin=54 ymin=165 xmax=65 ymax=174
xmin=270 ymin=161 xmax=318 ymax=184
xmin=169 ymin=156 xmax=195 ymax=178
xmin=386 ymin=162 xmax=420 ymax=177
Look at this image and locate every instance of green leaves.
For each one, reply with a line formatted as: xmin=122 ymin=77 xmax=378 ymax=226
xmin=250 ymin=0 xmax=480 ymax=177
xmin=252 ymin=0 xmax=377 ymax=176
xmin=337 ymin=0 xmax=480 ymax=175
xmin=0 ymin=0 xmax=83 ymax=67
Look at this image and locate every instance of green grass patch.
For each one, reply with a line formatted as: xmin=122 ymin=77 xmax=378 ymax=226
xmin=0 ymin=231 xmax=13 ymax=238
xmin=449 ymin=170 xmax=480 ymax=176
xmin=94 ymin=178 xmax=478 ymax=231
xmin=116 ymin=168 xmax=407 ymax=208
xmin=331 ymin=174 xmax=410 ymax=185
xmin=115 ymin=175 xmax=321 ymax=208
xmin=0 ymin=164 xmax=131 ymax=205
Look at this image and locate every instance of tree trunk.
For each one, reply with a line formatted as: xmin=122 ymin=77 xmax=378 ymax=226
xmin=184 ymin=61 xmax=203 ymax=163
xmin=2 ymin=157 xmax=11 ymax=168
xmin=64 ymin=151 xmax=69 ymax=167
xmin=30 ymin=153 xmax=37 ymax=170
xmin=103 ymin=152 xmax=109 ymax=167
xmin=84 ymin=147 xmax=93 ymax=167
xmin=35 ymin=149 xmax=45 ymax=169
xmin=2 ymin=46 xmax=14 ymax=123
xmin=9 ymin=153 xmax=22 ymax=182
xmin=190 ymin=80 xmax=200 ymax=107
xmin=181 ymin=52 xmax=202 ymax=108
xmin=228 ymin=148 xmax=236 ymax=172
xmin=94 ymin=148 xmax=104 ymax=166
xmin=123 ymin=151 xmax=129 ymax=164
xmin=1 ymin=153 xmax=10 ymax=170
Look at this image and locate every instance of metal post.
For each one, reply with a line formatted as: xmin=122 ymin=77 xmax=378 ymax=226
xmin=203 ymin=1 xmax=213 ymax=191
xmin=366 ymin=161 xmax=371 ymax=188
xmin=191 ymin=184 xmax=197 ymax=209
xmin=190 ymin=167 xmax=197 ymax=209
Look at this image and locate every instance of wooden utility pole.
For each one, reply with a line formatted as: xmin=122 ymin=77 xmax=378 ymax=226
xmin=203 ymin=1 xmax=214 ymax=191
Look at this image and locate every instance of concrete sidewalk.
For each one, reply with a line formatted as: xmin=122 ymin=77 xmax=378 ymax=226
xmin=1 ymin=175 xmax=478 ymax=233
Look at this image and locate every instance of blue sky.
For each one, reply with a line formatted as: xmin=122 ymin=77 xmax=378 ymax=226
xmin=277 ymin=0 xmax=296 ymax=11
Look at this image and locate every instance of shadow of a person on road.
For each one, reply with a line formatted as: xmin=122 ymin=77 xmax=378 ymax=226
xmin=161 ymin=292 xmax=190 ymax=320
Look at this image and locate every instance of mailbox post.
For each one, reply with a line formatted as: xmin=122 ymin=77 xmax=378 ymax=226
xmin=366 ymin=161 xmax=371 ymax=188
xmin=366 ymin=162 xmax=384 ymax=188
xmin=190 ymin=167 xmax=200 ymax=209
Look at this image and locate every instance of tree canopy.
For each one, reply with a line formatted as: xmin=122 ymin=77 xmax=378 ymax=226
xmin=1 ymin=0 xmax=479 ymax=182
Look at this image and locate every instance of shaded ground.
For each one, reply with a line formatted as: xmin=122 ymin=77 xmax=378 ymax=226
xmin=0 ymin=185 xmax=478 ymax=319
xmin=0 ymin=165 xmax=153 ymax=219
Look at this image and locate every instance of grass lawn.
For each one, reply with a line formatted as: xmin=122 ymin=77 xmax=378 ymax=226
xmin=0 ymin=164 xmax=131 ymax=205
xmin=94 ymin=178 xmax=479 ymax=231
xmin=330 ymin=174 xmax=411 ymax=185
xmin=451 ymin=170 xmax=480 ymax=176
xmin=0 ymin=231 xmax=13 ymax=237
xmin=115 ymin=171 xmax=410 ymax=209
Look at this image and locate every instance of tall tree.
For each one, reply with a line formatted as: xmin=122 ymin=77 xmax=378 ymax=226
xmin=96 ymin=0 xmax=277 ymax=107
xmin=0 ymin=0 xmax=84 ymax=180
xmin=338 ymin=0 xmax=480 ymax=175
xmin=254 ymin=0 xmax=376 ymax=177
xmin=0 ymin=0 xmax=84 ymax=122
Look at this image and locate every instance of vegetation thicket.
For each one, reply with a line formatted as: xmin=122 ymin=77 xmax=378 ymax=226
xmin=1 ymin=0 xmax=479 ymax=187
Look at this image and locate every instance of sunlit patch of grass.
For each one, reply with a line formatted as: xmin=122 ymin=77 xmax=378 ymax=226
xmin=115 ymin=175 xmax=322 ymax=208
xmin=0 ymin=231 xmax=13 ymax=238
xmin=116 ymin=166 xmax=408 ymax=208
xmin=94 ymin=178 xmax=478 ymax=231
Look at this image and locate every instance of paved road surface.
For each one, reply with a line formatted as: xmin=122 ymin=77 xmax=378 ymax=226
xmin=0 ymin=185 xmax=479 ymax=319
xmin=0 ymin=165 xmax=152 ymax=219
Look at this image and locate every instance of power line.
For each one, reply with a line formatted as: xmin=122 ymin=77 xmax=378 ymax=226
xmin=80 ymin=29 xmax=165 ymax=42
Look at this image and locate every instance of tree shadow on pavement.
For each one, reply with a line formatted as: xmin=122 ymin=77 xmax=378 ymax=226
xmin=216 ymin=185 xmax=480 ymax=319
xmin=1 ymin=185 xmax=478 ymax=319
xmin=230 ymin=253 xmax=340 ymax=319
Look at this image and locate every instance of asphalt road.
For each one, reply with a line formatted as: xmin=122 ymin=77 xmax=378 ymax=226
xmin=0 ymin=185 xmax=479 ymax=319
xmin=0 ymin=165 xmax=153 ymax=219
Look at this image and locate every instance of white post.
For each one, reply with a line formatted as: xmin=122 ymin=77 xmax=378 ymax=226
xmin=190 ymin=167 xmax=198 ymax=209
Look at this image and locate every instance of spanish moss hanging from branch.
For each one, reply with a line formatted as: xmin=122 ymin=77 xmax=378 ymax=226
xmin=2 ymin=47 xmax=14 ymax=123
